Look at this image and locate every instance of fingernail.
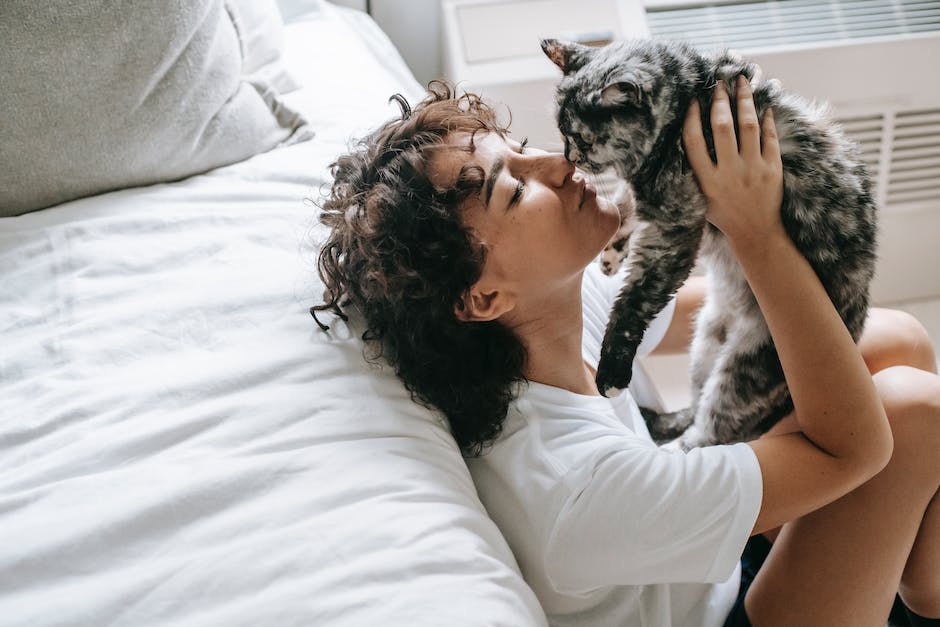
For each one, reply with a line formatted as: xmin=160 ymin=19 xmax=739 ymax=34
xmin=737 ymin=75 xmax=748 ymax=89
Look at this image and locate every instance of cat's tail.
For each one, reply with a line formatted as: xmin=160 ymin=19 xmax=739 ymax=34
xmin=639 ymin=406 xmax=695 ymax=445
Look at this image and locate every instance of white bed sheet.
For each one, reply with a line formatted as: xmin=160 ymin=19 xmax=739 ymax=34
xmin=0 ymin=4 xmax=546 ymax=625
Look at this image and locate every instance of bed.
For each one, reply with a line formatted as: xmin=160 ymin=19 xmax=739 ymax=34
xmin=0 ymin=2 xmax=547 ymax=624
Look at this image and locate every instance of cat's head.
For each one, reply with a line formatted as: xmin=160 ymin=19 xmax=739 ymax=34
xmin=542 ymin=39 xmax=685 ymax=176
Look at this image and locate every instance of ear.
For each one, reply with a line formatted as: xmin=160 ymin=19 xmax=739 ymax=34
xmin=541 ymin=38 xmax=592 ymax=74
xmin=600 ymin=81 xmax=642 ymax=107
xmin=454 ymin=287 xmax=515 ymax=322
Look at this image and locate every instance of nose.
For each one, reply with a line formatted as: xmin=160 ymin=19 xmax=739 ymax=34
xmin=524 ymin=150 xmax=575 ymax=189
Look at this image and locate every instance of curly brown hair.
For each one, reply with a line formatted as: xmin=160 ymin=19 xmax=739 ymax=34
xmin=311 ymin=81 xmax=527 ymax=457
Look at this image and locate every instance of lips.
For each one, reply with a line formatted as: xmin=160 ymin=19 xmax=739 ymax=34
xmin=576 ymin=177 xmax=596 ymax=211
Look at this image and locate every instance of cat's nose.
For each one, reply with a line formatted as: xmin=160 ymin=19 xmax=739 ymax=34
xmin=565 ymin=141 xmax=582 ymax=164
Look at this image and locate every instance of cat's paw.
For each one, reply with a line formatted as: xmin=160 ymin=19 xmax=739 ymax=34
xmin=674 ymin=425 xmax=713 ymax=451
xmin=599 ymin=182 xmax=638 ymax=276
xmin=595 ymin=347 xmax=636 ymax=397
xmin=600 ymin=237 xmax=628 ymax=275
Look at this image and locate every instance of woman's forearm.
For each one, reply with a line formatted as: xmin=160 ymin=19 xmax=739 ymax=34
xmin=732 ymin=231 xmax=892 ymax=467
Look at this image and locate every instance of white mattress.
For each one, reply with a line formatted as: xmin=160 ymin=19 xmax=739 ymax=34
xmin=0 ymin=4 xmax=546 ymax=625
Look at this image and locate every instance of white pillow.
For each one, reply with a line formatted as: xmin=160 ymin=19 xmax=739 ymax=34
xmin=0 ymin=0 xmax=312 ymax=216
xmin=228 ymin=0 xmax=300 ymax=93
xmin=275 ymin=0 xmax=326 ymax=23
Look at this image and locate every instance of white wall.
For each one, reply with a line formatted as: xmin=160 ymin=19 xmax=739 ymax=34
xmin=371 ymin=0 xmax=443 ymax=86
xmin=330 ymin=0 xmax=443 ymax=86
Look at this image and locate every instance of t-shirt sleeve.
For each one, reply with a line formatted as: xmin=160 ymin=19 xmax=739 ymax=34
xmin=543 ymin=440 xmax=762 ymax=593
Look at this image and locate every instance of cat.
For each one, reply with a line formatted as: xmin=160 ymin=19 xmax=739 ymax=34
xmin=541 ymin=38 xmax=878 ymax=449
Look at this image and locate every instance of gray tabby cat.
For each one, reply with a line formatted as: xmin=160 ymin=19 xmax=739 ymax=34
xmin=542 ymin=38 xmax=878 ymax=449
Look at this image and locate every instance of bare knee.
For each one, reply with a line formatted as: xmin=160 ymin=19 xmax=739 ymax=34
xmin=861 ymin=309 xmax=937 ymax=374
xmin=872 ymin=366 xmax=940 ymax=475
xmin=875 ymin=368 xmax=940 ymax=616
xmin=901 ymin=557 xmax=940 ymax=619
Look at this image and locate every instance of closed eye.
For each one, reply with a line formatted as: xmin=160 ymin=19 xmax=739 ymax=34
xmin=507 ymin=137 xmax=529 ymax=209
xmin=509 ymin=180 xmax=524 ymax=208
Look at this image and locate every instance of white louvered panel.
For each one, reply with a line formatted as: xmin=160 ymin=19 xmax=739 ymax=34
xmin=837 ymin=114 xmax=884 ymax=179
xmin=647 ymin=0 xmax=940 ymax=52
xmin=887 ymin=108 xmax=940 ymax=206
xmin=650 ymin=9 xmax=940 ymax=36
xmin=892 ymin=109 xmax=940 ymax=127
xmin=892 ymin=155 xmax=940 ymax=172
xmin=887 ymin=187 xmax=940 ymax=203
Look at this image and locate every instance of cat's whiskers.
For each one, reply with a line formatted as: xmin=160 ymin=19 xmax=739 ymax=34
xmin=590 ymin=169 xmax=613 ymax=205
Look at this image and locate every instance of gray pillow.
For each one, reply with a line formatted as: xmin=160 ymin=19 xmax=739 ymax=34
xmin=0 ymin=0 xmax=312 ymax=216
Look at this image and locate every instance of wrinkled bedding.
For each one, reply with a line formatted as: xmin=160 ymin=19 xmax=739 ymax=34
xmin=0 ymin=4 xmax=546 ymax=625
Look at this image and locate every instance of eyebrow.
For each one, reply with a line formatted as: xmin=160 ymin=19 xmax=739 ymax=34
xmin=483 ymin=155 xmax=505 ymax=208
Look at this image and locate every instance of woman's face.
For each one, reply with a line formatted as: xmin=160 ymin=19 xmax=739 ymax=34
xmin=432 ymin=132 xmax=620 ymax=313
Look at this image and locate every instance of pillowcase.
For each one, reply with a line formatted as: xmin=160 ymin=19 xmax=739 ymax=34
xmin=228 ymin=0 xmax=301 ymax=93
xmin=275 ymin=0 xmax=325 ymax=23
xmin=0 ymin=0 xmax=312 ymax=217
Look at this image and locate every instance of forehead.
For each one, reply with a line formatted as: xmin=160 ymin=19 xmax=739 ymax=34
xmin=426 ymin=131 xmax=506 ymax=189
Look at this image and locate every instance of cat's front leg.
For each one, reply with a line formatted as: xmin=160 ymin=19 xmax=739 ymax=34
xmin=596 ymin=219 xmax=703 ymax=397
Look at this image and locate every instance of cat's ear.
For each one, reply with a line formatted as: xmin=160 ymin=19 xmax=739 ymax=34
xmin=600 ymin=81 xmax=642 ymax=107
xmin=541 ymin=38 xmax=592 ymax=74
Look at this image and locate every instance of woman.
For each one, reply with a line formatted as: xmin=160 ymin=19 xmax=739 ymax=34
xmin=312 ymin=81 xmax=940 ymax=626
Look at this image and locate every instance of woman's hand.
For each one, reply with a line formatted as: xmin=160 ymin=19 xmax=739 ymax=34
xmin=681 ymin=78 xmax=892 ymax=536
xmin=682 ymin=76 xmax=785 ymax=251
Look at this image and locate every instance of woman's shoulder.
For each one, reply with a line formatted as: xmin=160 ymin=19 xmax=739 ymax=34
xmin=498 ymin=382 xmax=657 ymax=478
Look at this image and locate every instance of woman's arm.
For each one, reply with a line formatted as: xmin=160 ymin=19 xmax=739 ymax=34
xmin=683 ymin=77 xmax=893 ymax=535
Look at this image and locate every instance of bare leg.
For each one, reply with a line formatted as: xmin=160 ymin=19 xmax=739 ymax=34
xmin=860 ymin=308 xmax=938 ymax=375
xmin=745 ymin=366 xmax=940 ymax=625
xmin=760 ymin=307 xmax=939 ymax=548
xmin=902 ymin=488 xmax=940 ymax=618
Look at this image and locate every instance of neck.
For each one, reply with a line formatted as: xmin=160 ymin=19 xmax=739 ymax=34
xmin=507 ymin=274 xmax=599 ymax=396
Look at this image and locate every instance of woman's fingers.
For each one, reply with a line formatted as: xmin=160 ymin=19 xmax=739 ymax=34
xmin=711 ymin=80 xmax=739 ymax=165
xmin=682 ymin=99 xmax=714 ymax=178
xmin=762 ymin=107 xmax=781 ymax=166
xmin=736 ymin=75 xmax=762 ymax=160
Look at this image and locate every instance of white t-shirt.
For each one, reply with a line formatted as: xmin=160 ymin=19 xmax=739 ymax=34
xmin=466 ymin=265 xmax=763 ymax=627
